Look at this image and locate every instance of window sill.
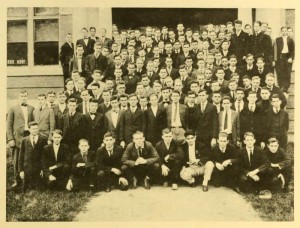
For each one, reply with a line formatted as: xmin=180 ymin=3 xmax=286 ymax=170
xmin=7 ymin=65 xmax=62 ymax=76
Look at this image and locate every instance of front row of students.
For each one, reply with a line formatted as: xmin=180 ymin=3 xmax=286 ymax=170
xmin=18 ymin=122 xmax=291 ymax=194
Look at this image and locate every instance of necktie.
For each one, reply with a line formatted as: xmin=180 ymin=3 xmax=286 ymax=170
xmin=173 ymin=103 xmax=178 ymax=123
xmin=32 ymin=137 xmax=36 ymax=148
xmin=40 ymin=107 xmax=43 ymax=111
xmin=21 ymin=103 xmax=27 ymax=107
xmin=83 ymin=153 xmax=87 ymax=162
xmin=108 ymin=150 xmax=111 ymax=157
xmin=237 ymin=101 xmax=241 ymax=113
xmin=249 ymin=149 xmax=253 ymax=166
xmin=224 ymin=110 xmax=228 ymax=130
xmin=84 ymin=102 xmax=88 ymax=114
xmin=138 ymin=148 xmax=142 ymax=157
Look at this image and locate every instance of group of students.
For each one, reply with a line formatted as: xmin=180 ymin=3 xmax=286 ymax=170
xmin=7 ymin=19 xmax=293 ymax=195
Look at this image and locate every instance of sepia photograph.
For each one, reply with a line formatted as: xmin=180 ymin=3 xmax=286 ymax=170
xmin=5 ymin=3 xmax=295 ymax=223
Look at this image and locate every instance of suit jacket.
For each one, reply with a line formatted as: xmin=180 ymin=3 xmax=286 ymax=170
xmin=181 ymin=142 xmax=210 ymax=167
xmin=42 ymin=143 xmax=71 ymax=178
xmin=76 ymin=38 xmax=95 ymax=57
xmin=65 ymin=90 xmax=82 ymax=103
xmin=166 ymin=67 xmax=180 ymax=80
xmin=120 ymin=108 xmax=144 ymax=144
xmin=211 ymin=143 xmax=238 ymax=164
xmin=121 ymin=141 xmax=160 ymax=167
xmin=123 ymin=75 xmax=141 ymax=94
xmin=231 ymin=30 xmax=251 ymax=62
xmin=251 ymin=32 xmax=273 ymax=64
xmin=166 ymin=103 xmax=187 ymax=129
xmin=59 ymin=42 xmax=74 ymax=65
xmin=7 ymin=104 xmax=35 ymax=147
xmin=142 ymin=106 xmax=167 ymax=145
xmin=95 ymin=145 xmax=124 ymax=172
xmin=70 ymin=151 xmax=96 ymax=180
xmin=239 ymin=105 xmax=264 ymax=143
xmin=98 ymin=103 xmax=112 ymax=115
xmin=69 ymin=57 xmax=85 ymax=75
xmin=185 ymin=105 xmax=200 ymax=132
xmin=18 ymin=134 xmax=48 ymax=173
xmin=218 ymin=110 xmax=240 ymax=144
xmin=84 ymin=113 xmax=104 ymax=150
xmin=253 ymin=67 xmax=272 ymax=86
xmin=256 ymin=100 xmax=272 ymax=114
xmin=99 ymin=37 xmax=113 ymax=49
xmin=263 ymin=109 xmax=289 ymax=142
xmin=240 ymin=64 xmax=257 ymax=78
xmin=34 ymin=106 xmax=55 ymax=140
xmin=84 ymin=54 xmax=108 ymax=79
xmin=53 ymin=104 xmax=68 ymax=129
xmin=155 ymin=140 xmax=184 ymax=166
xmin=59 ymin=112 xmax=87 ymax=147
xmin=237 ymin=146 xmax=269 ymax=174
xmin=195 ymin=102 xmax=219 ymax=141
xmin=104 ymin=110 xmax=124 ymax=143
xmin=274 ymin=36 xmax=295 ymax=61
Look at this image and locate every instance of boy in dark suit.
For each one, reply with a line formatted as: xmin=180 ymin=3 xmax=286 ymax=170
xmin=211 ymin=132 xmax=239 ymax=189
xmin=121 ymin=131 xmax=160 ymax=190
xmin=76 ymin=27 xmax=95 ymax=57
xmin=180 ymin=130 xmax=214 ymax=192
xmin=18 ymin=122 xmax=48 ymax=192
xmin=264 ymin=137 xmax=292 ymax=192
xmin=143 ymin=93 xmax=167 ymax=146
xmin=84 ymin=98 xmax=105 ymax=151
xmin=95 ymin=132 xmax=129 ymax=192
xmin=156 ymin=128 xmax=184 ymax=190
xmin=66 ymin=139 xmax=96 ymax=191
xmin=53 ymin=91 xmax=68 ymax=129
xmin=59 ymin=98 xmax=87 ymax=154
xmin=119 ymin=94 xmax=143 ymax=146
xmin=42 ymin=129 xmax=71 ymax=190
xmin=237 ymin=132 xmax=270 ymax=193
xmin=59 ymin=33 xmax=74 ymax=81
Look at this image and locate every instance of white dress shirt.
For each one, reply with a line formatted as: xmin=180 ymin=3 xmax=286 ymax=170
xmin=21 ymin=105 xmax=29 ymax=130
xmin=282 ymin=36 xmax=289 ymax=53
xmin=171 ymin=102 xmax=182 ymax=127
xmin=53 ymin=143 xmax=60 ymax=161
xmin=151 ymin=105 xmax=158 ymax=117
xmin=188 ymin=144 xmax=197 ymax=163
xmin=111 ymin=109 xmax=119 ymax=128
xmin=58 ymin=103 xmax=66 ymax=113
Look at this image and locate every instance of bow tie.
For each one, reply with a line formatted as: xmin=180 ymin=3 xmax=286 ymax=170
xmin=21 ymin=103 xmax=27 ymax=107
xmin=90 ymin=112 xmax=96 ymax=115
xmin=113 ymin=110 xmax=119 ymax=113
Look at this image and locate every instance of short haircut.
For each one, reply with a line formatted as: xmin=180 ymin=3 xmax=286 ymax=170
xmin=104 ymin=131 xmax=115 ymax=139
xmin=222 ymin=96 xmax=232 ymax=102
xmin=184 ymin=130 xmax=196 ymax=137
xmin=244 ymin=132 xmax=255 ymax=139
xmin=236 ymin=87 xmax=245 ymax=93
xmin=89 ymin=98 xmax=99 ymax=104
xmin=271 ymin=94 xmax=281 ymax=101
xmin=52 ymin=129 xmax=63 ymax=136
xmin=29 ymin=121 xmax=38 ymax=128
xmin=133 ymin=131 xmax=144 ymax=138
xmin=79 ymin=139 xmax=89 ymax=145
xmin=93 ymin=69 xmax=102 ymax=74
xmin=218 ymin=132 xmax=229 ymax=139
xmin=234 ymin=19 xmax=242 ymax=25
xmin=162 ymin=128 xmax=172 ymax=135
xmin=47 ymin=91 xmax=56 ymax=96
xmin=128 ymin=93 xmax=138 ymax=99
xmin=110 ymin=95 xmax=119 ymax=102
xmin=67 ymin=98 xmax=77 ymax=104
xmin=20 ymin=89 xmax=28 ymax=95
xmin=80 ymin=89 xmax=89 ymax=95
xmin=38 ymin=94 xmax=46 ymax=99
xmin=267 ymin=137 xmax=279 ymax=145
xmin=91 ymin=82 xmax=100 ymax=88
xmin=57 ymin=90 xmax=66 ymax=96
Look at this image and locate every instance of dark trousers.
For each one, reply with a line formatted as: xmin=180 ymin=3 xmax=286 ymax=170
xmin=212 ymin=164 xmax=238 ymax=188
xmin=121 ymin=163 xmax=160 ymax=184
xmin=266 ymin=167 xmax=292 ymax=192
xmin=71 ymin=167 xmax=96 ymax=191
xmin=97 ymin=169 xmax=128 ymax=191
xmin=276 ymin=54 xmax=293 ymax=91
xmin=161 ymin=160 xmax=182 ymax=184
xmin=62 ymin=63 xmax=70 ymax=82
xmin=22 ymin=171 xmax=42 ymax=192
xmin=239 ymin=168 xmax=272 ymax=193
xmin=44 ymin=167 xmax=70 ymax=190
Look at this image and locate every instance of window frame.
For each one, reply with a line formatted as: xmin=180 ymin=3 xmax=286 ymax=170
xmin=7 ymin=7 xmax=62 ymax=76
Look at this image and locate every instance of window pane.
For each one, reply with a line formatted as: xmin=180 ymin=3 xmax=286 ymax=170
xmin=34 ymin=7 xmax=59 ymax=16
xmin=7 ymin=20 xmax=27 ymax=42
xmin=34 ymin=19 xmax=59 ymax=41
xmin=7 ymin=7 xmax=28 ymax=17
xmin=7 ymin=43 xmax=28 ymax=66
xmin=34 ymin=42 xmax=59 ymax=65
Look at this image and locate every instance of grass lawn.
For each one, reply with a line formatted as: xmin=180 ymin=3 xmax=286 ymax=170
xmin=243 ymin=142 xmax=294 ymax=221
xmin=6 ymin=160 xmax=94 ymax=221
xmin=6 ymin=143 xmax=294 ymax=221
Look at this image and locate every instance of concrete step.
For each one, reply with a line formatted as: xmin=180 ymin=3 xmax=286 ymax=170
xmin=288 ymin=120 xmax=294 ymax=133
xmin=288 ymin=133 xmax=294 ymax=143
xmin=287 ymin=94 xmax=294 ymax=109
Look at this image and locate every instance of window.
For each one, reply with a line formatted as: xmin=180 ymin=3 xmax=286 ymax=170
xmin=34 ymin=19 xmax=59 ymax=65
xmin=7 ymin=7 xmax=60 ymax=67
xmin=7 ymin=8 xmax=28 ymax=66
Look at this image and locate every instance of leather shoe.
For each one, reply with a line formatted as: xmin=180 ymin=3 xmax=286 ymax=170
xmin=172 ymin=183 xmax=178 ymax=190
xmin=189 ymin=182 xmax=196 ymax=188
xmin=202 ymin=185 xmax=208 ymax=192
xmin=105 ymin=185 xmax=111 ymax=192
xmin=144 ymin=177 xmax=150 ymax=190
